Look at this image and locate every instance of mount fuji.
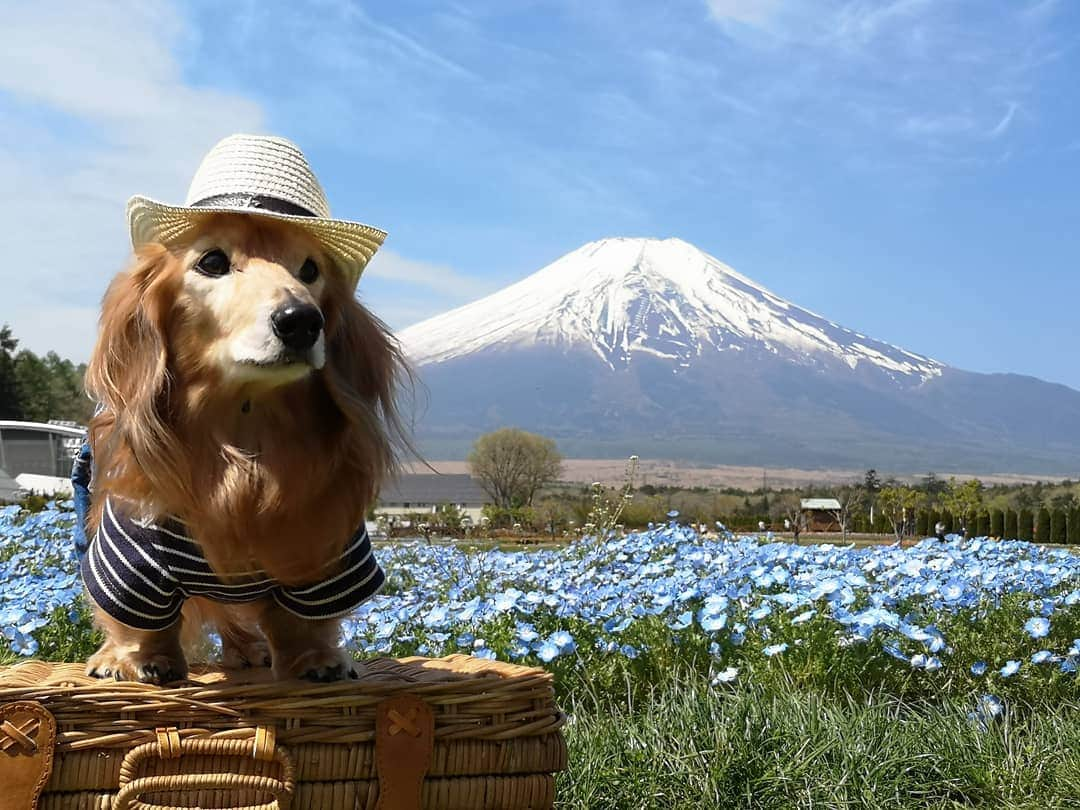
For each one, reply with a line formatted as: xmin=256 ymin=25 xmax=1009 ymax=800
xmin=398 ymin=238 xmax=1080 ymax=473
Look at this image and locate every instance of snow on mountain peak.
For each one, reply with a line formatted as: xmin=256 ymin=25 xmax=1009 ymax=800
xmin=397 ymin=236 xmax=943 ymax=380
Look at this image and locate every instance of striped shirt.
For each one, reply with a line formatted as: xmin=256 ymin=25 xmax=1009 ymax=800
xmin=82 ymin=497 xmax=385 ymax=631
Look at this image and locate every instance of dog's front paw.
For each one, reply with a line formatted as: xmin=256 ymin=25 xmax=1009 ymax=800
xmin=277 ymin=647 xmax=362 ymax=682
xmin=87 ymin=644 xmax=187 ymax=685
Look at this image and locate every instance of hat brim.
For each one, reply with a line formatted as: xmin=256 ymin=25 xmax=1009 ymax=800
xmin=127 ymin=196 xmax=387 ymax=289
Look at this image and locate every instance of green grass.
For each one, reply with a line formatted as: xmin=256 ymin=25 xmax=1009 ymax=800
xmin=557 ymin=669 xmax=1080 ymax=809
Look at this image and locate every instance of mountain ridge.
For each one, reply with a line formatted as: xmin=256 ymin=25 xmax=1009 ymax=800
xmin=397 ymin=237 xmax=1080 ymax=474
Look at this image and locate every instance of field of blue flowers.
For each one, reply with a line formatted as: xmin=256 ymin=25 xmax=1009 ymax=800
xmin=2 ymin=502 xmax=1078 ymax=703
xmin=4 ymin=501 xmax=1080 ymax=806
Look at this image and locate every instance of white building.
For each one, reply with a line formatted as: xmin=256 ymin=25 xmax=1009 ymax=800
xmin=375 ymin=474 xmax=489 ymax=523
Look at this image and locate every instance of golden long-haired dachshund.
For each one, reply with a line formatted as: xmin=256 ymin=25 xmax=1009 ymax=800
xmin=81 ymin=211 xmax=406 ymax=683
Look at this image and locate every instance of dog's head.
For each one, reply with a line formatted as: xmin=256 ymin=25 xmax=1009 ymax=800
xmin=86 ymin=213 xmax=408 ymax=521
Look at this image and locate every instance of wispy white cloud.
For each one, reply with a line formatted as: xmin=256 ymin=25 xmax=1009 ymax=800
xmin=705 ymin=0 xmax=783 ymax=27
xmin=0 ymin=1 xmax=265 ymax=361
xmin=364 ymin=249 xmax=494 ymax=299
xmin=987 ymin=102 xmax=1019 ymax=139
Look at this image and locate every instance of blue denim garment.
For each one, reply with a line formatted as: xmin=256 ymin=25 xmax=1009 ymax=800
xmin=71 ymin=439 xmax=93 ymax=560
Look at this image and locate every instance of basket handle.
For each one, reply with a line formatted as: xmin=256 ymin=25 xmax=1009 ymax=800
xmin=114 ymin=726 xmax=295 ymax=810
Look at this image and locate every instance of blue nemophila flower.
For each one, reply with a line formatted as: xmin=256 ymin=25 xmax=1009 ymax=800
xmin=763 ymin=643 xmax=789 ymax=657
xmin=1000 ymin=660 xmax=1021 ymax=678
xmin=712 ymin=667 xmax=738 ymax=684
xmin=971 ymin=661 xmax=987 ymax=676
xmin=1031 ymin=650 xmax=1056 ymax=665
xmin=537 ymin=641 xmax=560 ymax=663
xmin=549 ymin=630 xmax=576 ymax=654
xmin=792 ymin=610 xmax=816 ymax=625
xmin=700 ymin=613 xmax=727 ymax=633
xmin=1024 ymin=617 xmax=1050 ymax=639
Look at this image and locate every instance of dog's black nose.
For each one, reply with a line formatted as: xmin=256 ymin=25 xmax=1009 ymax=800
xmin=271 ymin=303 xmax=324 ymax=351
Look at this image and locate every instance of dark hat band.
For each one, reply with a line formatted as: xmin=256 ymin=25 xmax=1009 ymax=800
xmin=190 ymin=193 xmax=317 ymax=218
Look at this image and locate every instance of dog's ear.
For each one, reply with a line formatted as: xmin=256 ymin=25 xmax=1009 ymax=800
xmin=86 ymin=244 xmax=190 ymax=506
xmin=321 ymin=279 xmax=413 ymax=504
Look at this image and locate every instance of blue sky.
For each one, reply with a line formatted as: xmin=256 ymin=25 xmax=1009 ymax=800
xmin=2 ymin=0 xmax=1079 ymax=388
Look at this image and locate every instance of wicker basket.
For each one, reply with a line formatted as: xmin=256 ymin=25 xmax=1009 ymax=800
xmin=0 ymin=655 xmax=566 ymax=810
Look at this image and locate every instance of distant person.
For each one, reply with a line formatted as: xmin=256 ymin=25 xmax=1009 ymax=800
xmin=758 ymin=520 xmax=766 ymax=533
xmin=934 ymin=521 xmax=947 ymax=541
xmin=784 ymin=518 xmax=791 ymax=531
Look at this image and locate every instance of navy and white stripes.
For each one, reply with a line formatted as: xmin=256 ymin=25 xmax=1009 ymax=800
xmin=82 ymin=497 xmax=384 ymax=631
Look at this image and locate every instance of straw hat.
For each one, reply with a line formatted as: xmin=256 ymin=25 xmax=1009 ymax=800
xmin=127 ymin=134 xmax=386 ymax=289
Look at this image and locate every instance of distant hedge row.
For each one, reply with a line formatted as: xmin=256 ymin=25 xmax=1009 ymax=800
xmin=868 ymin=507 xmax=1080 ymax=544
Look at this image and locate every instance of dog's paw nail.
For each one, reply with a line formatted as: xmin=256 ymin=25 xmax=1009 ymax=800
xmin=303 ymin=663 xmax=345 ymax=683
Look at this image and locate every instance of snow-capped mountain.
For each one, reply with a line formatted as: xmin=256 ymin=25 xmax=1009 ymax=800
xmin=397 ymin=238 xmax=1080 ymax=474
xmin=402 ymin=237 xmax=942 ymax=380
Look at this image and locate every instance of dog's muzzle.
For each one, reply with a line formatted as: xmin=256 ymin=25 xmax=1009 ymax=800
xmin=271 ymin=302 xmax=324 ymax=352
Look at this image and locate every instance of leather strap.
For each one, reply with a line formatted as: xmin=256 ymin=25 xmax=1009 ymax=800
xmin=375 ymin=694 xmax=434 ymax=810
xmin=0 ymin=701 xmax=57 ymax=810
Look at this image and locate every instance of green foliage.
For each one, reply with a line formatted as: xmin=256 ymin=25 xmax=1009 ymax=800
xmin=0 ymin=324 xmax=92 ymax=422
xmin=874 ymin=486 xmax=921 ymax=540
xmin=1070 ymin=508 xmax=1080 ymax=545
xmin=468 ymin=428 xmax=563 ymax=509
xmin=928 ymin=509 xmax=941 ymax=534
xmin=1018 ymin=509 xmax=1034 ymax=542
xmin=990 ymin=508 xmax=1004 ymax=538
xmin=1050 ymin=509 xmax=1067 ymax=545
xmin=975 ymin=511 xmax=990 ymax=538
xmin=914 ymin=510 xmax=928 ymax=537
xmin=560 ymin=671 xmax=1080 ymax=810
xmin=940 ymin=510 xmax=954 ymax=534
xmin=1035 ymin=508 xmax=1052 ymax=544
xmin=1005 ymin=509 xmax=1019 ymax=540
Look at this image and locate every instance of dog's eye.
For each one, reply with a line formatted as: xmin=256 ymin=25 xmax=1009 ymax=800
xmin=299 ymin=258 xmax=319 ymax=284
xmin=195 ymin=249 xmax=231 ymax=277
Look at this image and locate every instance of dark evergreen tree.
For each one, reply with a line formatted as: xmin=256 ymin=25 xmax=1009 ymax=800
xmin=1050 ymin=509 xmax=1067 ymax=544
xmin=915 ymin=510 xmax=929 ymax=537
xmin=940 ymin=510 xmax=954 ymax=534
xmin=990 ymin=509 xmax=1004 ymax=538
xmin=1035 ymin=508 xmax=1051 ymax=544
xmin=1018 ymin=509 xmax=1034 ymax=542
xmin=1070 ymin=508 xmax=1080 ymax=545
xmin=1005 ymin=509 xmax=1019 ymax=540
xmin=976 ymin=511 xmax=990 ymax=538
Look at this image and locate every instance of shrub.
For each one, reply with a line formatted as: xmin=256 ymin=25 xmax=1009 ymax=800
xmin=990 ymin=509 xmax=1004 ymax=538
xmin=915 ymin=510 xmax=929 ymax=538
xmin=1018 ymin=509 xmax=1034 ymax=542
xmin=940 ymin=510 xmax=954 ymax=535
xmin=1005 ymin=509 xmax=1019 ymax=540
xmin=1067 ymin=508 xmax=1080 ymax=545
xmin=928 ymin=510 xmax=941 ymax=534
xmin=1035 ymin=508 xmax=1051 ymax=544
xmin=1050 ymin=509 xmax=1067 ymax=545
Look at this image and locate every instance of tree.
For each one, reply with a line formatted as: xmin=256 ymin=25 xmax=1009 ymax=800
xmin=0 ymin=324 xmax=20 ymax=419
xmin=1018 ymin=509 xmax=1034 ymax=542
xmin=863 ymin=469 xmax=881 ymax=522
xmin=915 ymin=510 xmax=929 ymax=537
xmin=1005 ymin=509 xmax=1018 ymax=540
xmin=943 ymin=478 xmax=983 ymax=537
xmin=1035 ymin=508 xmax=1051 ymax=544
xmin=976 ymin=511 xmax=990 ymax=538
xmin=1070 ymin=508 xmax=1080 ymax=545
xmin=467 ymin=428 xmax=563 ymax=509
xmin=990 ymin=509 xmax=1004 ymax=539
xmin=829 ymin=486 xmax=862 ymax=543
xmin=876 ymin=486 xmax=922 ymax=542
xmin=1050 ymin=509 xmax=1067 ymax=545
